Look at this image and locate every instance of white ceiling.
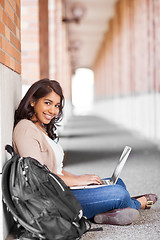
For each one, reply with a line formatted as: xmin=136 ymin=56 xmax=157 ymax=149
xmin=63 ymin=0 xmax=118 ymax=71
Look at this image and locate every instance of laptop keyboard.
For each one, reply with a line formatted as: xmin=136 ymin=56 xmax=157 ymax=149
xmin=101 ymin=179 xmax=111 ymax=185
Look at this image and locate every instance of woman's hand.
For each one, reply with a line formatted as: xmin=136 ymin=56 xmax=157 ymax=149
xmin=58 ymin=170 xmax=102 ymax=187
xmin=59 ymin=170 xmax=102 ymax=187
xmin=75 ymin=174 xmax=102 ymax=186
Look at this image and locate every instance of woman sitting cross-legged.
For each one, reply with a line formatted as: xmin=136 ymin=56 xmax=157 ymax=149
xmin=12 ymin=79 xmax=158 ymax=225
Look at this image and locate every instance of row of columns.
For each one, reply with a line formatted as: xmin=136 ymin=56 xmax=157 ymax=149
xmin=93 ymin=0 xmax=160 ymax=142
xmin=21 ymin=0 xmax=72 ymax=100
xmin=94 ymin=0 xmax=160 ymax=98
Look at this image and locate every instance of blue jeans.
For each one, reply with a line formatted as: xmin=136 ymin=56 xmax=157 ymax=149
xmin=71 ymin=178 xmax=141 ymax=219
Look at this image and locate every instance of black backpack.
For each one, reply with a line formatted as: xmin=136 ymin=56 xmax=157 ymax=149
xmin=2 ymin=145 xmax=92 ymax=240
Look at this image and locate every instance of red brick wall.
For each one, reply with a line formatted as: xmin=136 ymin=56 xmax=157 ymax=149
xmin=94 ymin=0 xmax=160 ymax=99
xmin=0 ymin=0 xmax=21 ymax=73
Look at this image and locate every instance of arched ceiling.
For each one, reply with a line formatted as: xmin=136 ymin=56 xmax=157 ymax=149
xmin=63 ymin=0 xmax=118 ymax=71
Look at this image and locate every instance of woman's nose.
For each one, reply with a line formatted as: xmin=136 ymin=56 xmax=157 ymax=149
xmin=49 ymin=105 xmax=58 ymax=115
xmin=49 ymin=105 xmax=55 ymax=114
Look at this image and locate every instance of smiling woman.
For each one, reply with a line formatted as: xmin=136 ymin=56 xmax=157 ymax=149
xmin=14 ymin=79 xmax=64 ymax=140
xmin=13 ymin=79 xmax=65 ymax=174
xmin=12 ymin=78 xmax=158 ymax=226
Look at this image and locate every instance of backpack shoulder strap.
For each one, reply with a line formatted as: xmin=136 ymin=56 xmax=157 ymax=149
xmin=5 ymin=145 xmax=15 ymax=157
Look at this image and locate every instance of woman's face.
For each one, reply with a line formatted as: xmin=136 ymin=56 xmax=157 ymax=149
xmin=31 ymin=90 xmax=61 ymax=125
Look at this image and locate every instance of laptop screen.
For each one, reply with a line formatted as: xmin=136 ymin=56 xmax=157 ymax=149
xmin=110 ymin=146 xmax=132 ymax=184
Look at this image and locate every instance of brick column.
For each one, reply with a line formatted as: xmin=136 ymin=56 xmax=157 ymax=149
xmin=55 ymin=0 xmax=72 ymax=100
xmin=21 ymin=0 xmax=40 ymax=84
xmin=21 ymin=0 xmax=49 ymax=84
xmin=39 ymin=0 xmax=49 ymax=79
xmin=48 ymin=0 xmax=56 ymax=79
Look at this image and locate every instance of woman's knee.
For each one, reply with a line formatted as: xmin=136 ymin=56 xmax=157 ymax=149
xmin=116 ymin=178 xmax=127 ymax=189
xmin=114 ymin=186 xmax=131 ymax=208
xmin=118 ymin=187 xmax=130 ymax=200
xmin=97 ymin=185 xmax=131 ymax=210
xmin=110 ymin=185 xmax=130 ymax=203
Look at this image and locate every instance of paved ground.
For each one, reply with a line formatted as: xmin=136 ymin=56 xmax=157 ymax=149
xmin=60 ymin=114 xmax=160 ymax=240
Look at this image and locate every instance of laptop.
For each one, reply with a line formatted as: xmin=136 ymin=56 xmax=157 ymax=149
xmin=70 ymin=146 xmax=132 ymax=190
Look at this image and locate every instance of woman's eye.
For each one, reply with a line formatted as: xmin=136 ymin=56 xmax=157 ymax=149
xmin=45 ymin=102 xmax=51 ymax=105
xmin=55 ymin=104 xmax=60 ymax=108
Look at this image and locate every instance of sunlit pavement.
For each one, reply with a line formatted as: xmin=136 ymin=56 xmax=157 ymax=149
xmin=60 ymin=114 xmax=160 ymax=240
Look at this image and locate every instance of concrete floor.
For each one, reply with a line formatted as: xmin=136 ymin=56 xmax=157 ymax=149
xmin=60 ymin=115 xmax=160 ymax=240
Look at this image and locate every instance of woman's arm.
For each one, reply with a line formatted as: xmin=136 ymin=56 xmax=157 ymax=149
xmin=13 ymin=125 xmax=43 ymax=160
xmin=13 ymin=121 xmax=102 ymax=187
xmin=58 ymin=170 xmax=102 ymax=187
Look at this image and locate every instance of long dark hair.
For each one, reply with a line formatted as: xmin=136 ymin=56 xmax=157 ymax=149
xmin=14 ymin=79 xmax=65 ymax=140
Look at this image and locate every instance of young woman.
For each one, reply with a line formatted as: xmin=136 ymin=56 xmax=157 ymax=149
xmin=13 ymin=79 xmax=158 ymax=225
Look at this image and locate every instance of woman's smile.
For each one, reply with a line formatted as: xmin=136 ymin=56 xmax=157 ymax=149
xmin=43 ymin=113 xmax=54 ymax=119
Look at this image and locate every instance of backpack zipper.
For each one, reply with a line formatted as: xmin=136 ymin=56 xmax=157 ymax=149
xmin=43 ymin=164 xmax=65 ymax=192
xmin=49 ymin=174 xmax=65 ymax=191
